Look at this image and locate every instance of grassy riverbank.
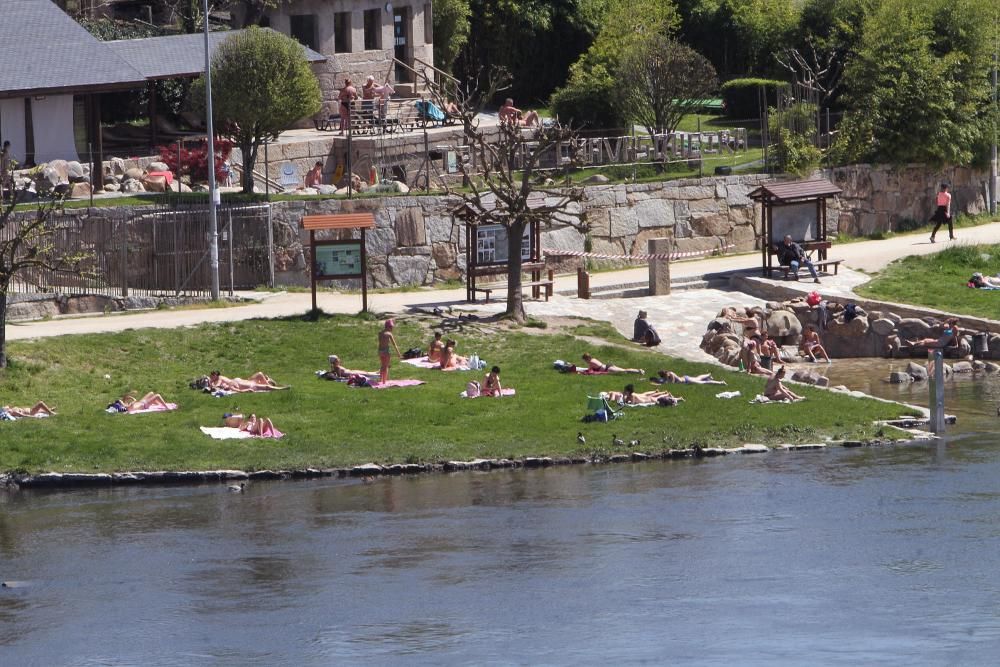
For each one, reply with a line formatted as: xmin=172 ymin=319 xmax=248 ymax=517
xmin=857 ymin=244 xmax=1000 ymax=320
xmin=0 ymin=314 xmax=915 ymax=474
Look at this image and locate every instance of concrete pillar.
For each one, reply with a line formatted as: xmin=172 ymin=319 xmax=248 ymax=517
xmin=648 ymin=238 xmax=671 ymax=295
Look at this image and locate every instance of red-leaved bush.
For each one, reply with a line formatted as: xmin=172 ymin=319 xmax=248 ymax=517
xmin=157 ymin=138 xmax=233 ymax=184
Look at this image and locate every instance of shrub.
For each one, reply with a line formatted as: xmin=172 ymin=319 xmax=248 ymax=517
xmin=770 ymin=127 xmax=821 ymax=177
xmin=720 ymin=78 xmax=786 ymax=120
xmin=157 ymin=138 xmax=233 ymax=184
xmin=550 ymin=70 xmax=626 ymax=132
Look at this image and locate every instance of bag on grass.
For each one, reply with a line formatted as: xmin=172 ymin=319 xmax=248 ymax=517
xmin=347 ymin=374 xmax=371 ymax=387
xmin=466 ymin=380 xmax=481 ymax=398
xmin=402 ymin=347 xmax=423 ymax=359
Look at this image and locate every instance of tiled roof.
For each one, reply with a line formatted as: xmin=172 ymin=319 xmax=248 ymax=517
xmin=0 ymin=0 xmax=146 ymax=97
xmin=107 ymin=29 xmax=327 ymax=80
xmin=748 ymin=179 xmax=842 ymax=202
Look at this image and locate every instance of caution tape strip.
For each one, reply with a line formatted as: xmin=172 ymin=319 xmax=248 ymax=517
xmin=542 ymin=244 xmax=735 ymax=261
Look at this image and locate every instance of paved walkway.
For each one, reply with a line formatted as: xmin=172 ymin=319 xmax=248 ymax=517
xmin=8 ymin=223 xmax=1000 ymax=363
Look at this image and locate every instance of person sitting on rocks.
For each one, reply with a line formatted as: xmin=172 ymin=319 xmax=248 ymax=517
xmin=632 ymin=310 xmax=661 ymax=347
xmin=741 ymin=340 xmax=772 ymax=376
xmin=908 ymin=318 xmax=960 ymax=351
xmin=759 ymin=332 xmax=784 ymax=367
xmin=799 ymin=324 xmax=831 ymax=363
xmin=582 ymin=353 xmax=644 ymax=375
xmin=303 ymin=161 xmax=324 ymax=188
xmin=654 ymin=370 xmax=727 ymax=385
xmin=764 ymin=366 xmax=805 ymax=402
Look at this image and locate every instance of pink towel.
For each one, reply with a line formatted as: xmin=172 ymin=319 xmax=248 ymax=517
xmin=370 ymin=379 xmax=426 ymax=389
xmin=200 ymin=426 xmax=284 ymax=440
xmin=580 ymin=369 xmax=608 ymax=375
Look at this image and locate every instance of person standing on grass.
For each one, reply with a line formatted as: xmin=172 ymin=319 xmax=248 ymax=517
xmin=378 ymin=319 xmax=402 ymax=385
xmin=929 ymin=183 xmax=954 ymax=243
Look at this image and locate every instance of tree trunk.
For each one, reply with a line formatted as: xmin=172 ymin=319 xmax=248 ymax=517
xmin=0 ymin=289 xmax=8 ymax=369
xmin=240 ymin=140 xmax=256 ymax=193
xmin=504 ymin=220 xmax=526 ymax=323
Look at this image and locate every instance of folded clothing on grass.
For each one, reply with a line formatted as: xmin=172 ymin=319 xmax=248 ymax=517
xmin=199 ymin=426 xmax=284 ymax=440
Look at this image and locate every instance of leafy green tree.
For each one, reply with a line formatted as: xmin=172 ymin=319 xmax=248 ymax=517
xmin=617 ymin=36 xmax=718 ymax=135
xmin=190 ymin=27 xmax=321 ymax=193
xmin=550 ymin=0 xmax=680 ymax=129
xmin=433 ymin=0 xmax=471 ymax=76
xmin=834 ymin=0 xmax=994 ymax=165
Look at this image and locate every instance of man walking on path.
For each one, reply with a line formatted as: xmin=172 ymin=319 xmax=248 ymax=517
xmin=929 ymin=183 xmax=954 ymax=243
xmin=777 ymin=235 xmax=820 ymax=283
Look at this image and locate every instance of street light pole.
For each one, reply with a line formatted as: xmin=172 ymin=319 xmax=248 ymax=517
xmin=203 ymin=0 xmax=220 ymax=300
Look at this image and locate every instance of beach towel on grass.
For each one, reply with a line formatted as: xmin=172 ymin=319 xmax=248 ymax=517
xmin=750 ymin=394 xmax=790 ymax=404
xmin=460 ymin=388 xmax=516 ymax=398
xmin=199 ymin=426 xmax=284 ymax=440
xmin=402 ymin=356 xmax=439 ymax=369
xmin=580 ymin=369 xmax=609 ymax=375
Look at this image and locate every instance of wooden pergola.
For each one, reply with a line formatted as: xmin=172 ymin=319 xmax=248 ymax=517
xmin=748 ymin=178 xmax=842 ymax=277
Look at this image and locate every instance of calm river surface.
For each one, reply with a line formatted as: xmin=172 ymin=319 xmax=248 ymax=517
xmin=3 ymin=360 xmax=1000 ymax=665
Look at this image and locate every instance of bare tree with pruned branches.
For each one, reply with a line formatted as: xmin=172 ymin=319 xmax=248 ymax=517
xmin=424 ymin=68 xmax=587 ymax=323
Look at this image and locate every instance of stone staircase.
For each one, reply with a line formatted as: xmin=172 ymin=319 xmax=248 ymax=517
xmin=556 ymin=273 xmax=730 ymax=299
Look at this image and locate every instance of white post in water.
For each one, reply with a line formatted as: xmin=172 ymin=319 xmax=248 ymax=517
xmin=930 ymin=350 xmax=946 ymax=434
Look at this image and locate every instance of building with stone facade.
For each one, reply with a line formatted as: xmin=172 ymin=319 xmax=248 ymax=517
xmin=233 ymin=0 xmax=435 ymax=113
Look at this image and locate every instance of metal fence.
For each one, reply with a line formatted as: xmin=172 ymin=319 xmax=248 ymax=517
xmin=6 ymin=202 xmax=273 ymax=298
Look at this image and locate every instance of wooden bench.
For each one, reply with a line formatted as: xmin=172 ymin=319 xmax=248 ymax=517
xmin=473 ymin=279 xmax=554 ymax=303
xmin=773 ymin=258 xmax=844 ymax=279
xmin=767 ymin=241 xmax=842 ymax=279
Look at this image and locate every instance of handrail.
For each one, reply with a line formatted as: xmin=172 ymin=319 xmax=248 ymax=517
xmin=230 ymin=161 xmax=285 ymax=193
xmin=412 ymin=57 xmax=459 ymax=85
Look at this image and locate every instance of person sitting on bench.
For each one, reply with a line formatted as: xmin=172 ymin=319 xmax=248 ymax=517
xmin=777 ymin=235 xmax=820 ymax=284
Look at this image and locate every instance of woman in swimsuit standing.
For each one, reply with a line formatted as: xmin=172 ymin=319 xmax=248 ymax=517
xmin=378 ymin=319 xmax=402 ymax=384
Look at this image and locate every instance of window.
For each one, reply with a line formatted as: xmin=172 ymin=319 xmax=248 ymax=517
xmin=334 ymin=12 xmax=351 ymax=53
xmin=289 ymin=15 xmax=318 ymax=51
xmin=424 ymin=4 xmax=433 ymax=44
xmin=363 ymin=9 xmax=381 ymax=50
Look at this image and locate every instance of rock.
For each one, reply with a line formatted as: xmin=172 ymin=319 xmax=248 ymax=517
xmin=984 ymin=362 xmax=1000 ymax=373
xmin=142 ymin=175 xmax=167 ymax=192
xmin=109 ymin=157 xmax=127 ymax=176
xmin=296 ymin=187 xmax=318 ymax=196
xmin=973 ymin=360 xmax=986 ymax=371
xmin=884 ymin=312 xmax=901 ymax=324
xmin=317 ymin=184 xmax=337 ymax=195
xmin=387 ymin=254 xmax=430 ymax=286
xmin=69 ymin=182 xmax=91 ymax=199
xmin=827 ymin=315 xmax=869 ymax=336
xmin=121 ymin=179 xmax=145 ymax=193
xmin=951 ymin=361 xmax=974 ymax=373
xmin=40 ymin=166 xmax=62 ymax=187
xmin=124 ymin=167 xmax=144 ymax=181
xmin=393 ymin=180 xmax=410 ymax=194
xmin=706 ymin=317 xmax=735 ymax=335
xmin=765 ymin=309 xmax=802 ymax=338
xmin=103 ymin=182 xmax=120 ymax=192
xmin=814 ymin=375 xmax=830 ymax=387
xmin=147 ymin=161 xmax=169 ymax=172
xmin=66 ymin=161 xmax=86 ymax=182
xmin=581 ymin=174 xmax=610 ymax=184
xmin=905 ymin=361 xmax=928 ymax=381
xmin=871 ymin=318 xmax=896 ymax=336
xmin=790 ymin=370 xmax=819 ymax=385
xmin=47 ymin=159 xmax=70 ymax=182
xmin=168 ymin=181 xmax=192 ymax=193
xmin=889 ymin=371 xmax=912 ymax=384
xmin=896 ymin=318 xmax=932 ymax=341
xmin=942 ymin=364 xmax=953 ymax=377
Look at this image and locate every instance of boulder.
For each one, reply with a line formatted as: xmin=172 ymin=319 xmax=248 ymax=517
xmin=124 ymin=167 xmax=144 ymax=181
xmin=827 ymin=315 xmax=869 ymax=336
xmin=871 ymin=318 xmax=896 ymax=336
xmin=896 ymin=318 xmax=932 ymax=341
xmin=985 ymin=362 xmax=1000 ymax=373
xmin=884 ymin=311 xmax=901 ymax=324
xmin=167 ymin=181 xmax=193 ymax=193
xmin=765 ymin=309 xmax=802 ymax=338
xmin=104 ymin=182 xmax=121 ymax=192
xmin=973 ymin=360 xmax=986 ymax=371
xmin=889 ymin=371 xmax=913 ymax=384
xmin=706 ymin=317 xmax=735 ymax=335
xmin=316 ymin=184 xmax=337 ymax=195
xmin=66 ymin=161 xmax=86 ymax=182
xmin=143 ymin=175 xmax=167 ymax=193
xmin=69 ymin=182 xmax=91 ymax=199
xmin=40 ymin=166 xmax=62 ymax=187
xmin=109 ymin=157 xmax=127 ymax=176
xmin=147 ymin=161 xmax=169 ymax=172
xmin=47 ymin=159 xmax=70 ymax=182
xmin=951 ymin=361 xmax=974 ymax=373
xmin=814 ymin=375 xmax=830 ymax=387
xmin=905 ymin=361 xmax=928 ymax=381
xmin=121 ymin=179 xmax=145 ymax=193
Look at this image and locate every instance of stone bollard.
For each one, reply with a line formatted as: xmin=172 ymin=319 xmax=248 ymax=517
xmin=648 ymin=238 xmax=671 ymax=296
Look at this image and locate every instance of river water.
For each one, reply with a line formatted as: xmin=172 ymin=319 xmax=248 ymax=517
xmin=3 ymin=360 xmax=1000 ymax=665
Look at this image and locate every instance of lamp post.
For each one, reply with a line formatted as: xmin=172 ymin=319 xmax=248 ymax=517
xmin=203 ymin=0 xmax=220 ymax=300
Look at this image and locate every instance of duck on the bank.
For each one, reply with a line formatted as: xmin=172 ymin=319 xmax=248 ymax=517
xmin=577 ymin=432 xmax=586 ymax=445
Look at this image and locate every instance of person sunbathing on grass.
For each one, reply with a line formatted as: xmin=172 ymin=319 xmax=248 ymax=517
xmin=322 ymin=355 xmax=377 ymax=380
xmin=2 ymin=401 xmax=57 ymax=418
xmin=482 ymin=366 xmax=504 ymax=397
xmin=122 ymin=392 xmax=172 ymax=413
xmin=581 ymin=353 xmax=644 ymax=375
xmin=439 ymin=340 xmax=468 ymax=370
xmin=620 ymin=383 xmax=684 ymax=406
xmin=209 ymin=370 xmax=288 ymax=393
xmin=654 ymin=370 xmax=727 ymax=385
xmin=763 ymin=366 xmax=804 ymax=402
xmin=223 ymin=413 xmax=278 ymax=436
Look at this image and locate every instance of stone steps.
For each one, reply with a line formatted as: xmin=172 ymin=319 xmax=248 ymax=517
xmin=556 ymin=274 xmax=727 ymax=299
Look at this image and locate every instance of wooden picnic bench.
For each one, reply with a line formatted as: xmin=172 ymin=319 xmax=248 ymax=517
xmin=467 ymin=263 xmax=553 ymax=303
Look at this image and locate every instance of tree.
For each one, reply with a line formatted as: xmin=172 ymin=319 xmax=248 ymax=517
xmin=433 ymin=0 xmax=472 ymax=76
xmin=441 ymin=72 xmax=585 ymax=322
xmin=834 ymin=0 xmax=994 ymax=166
xmin=617 ymin=36 xmax=718 ymax=136
xmin=0 ymin=192 xmax=88 ymax=369
xmin=190 ymin=26 xmax=321 ymax=193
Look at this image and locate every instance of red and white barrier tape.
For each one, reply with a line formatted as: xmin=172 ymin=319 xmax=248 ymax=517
xmin=543 ymin=244 xmax=734 ymax=261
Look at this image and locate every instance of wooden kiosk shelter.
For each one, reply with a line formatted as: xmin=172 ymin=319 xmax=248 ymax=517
xmin=749 ymin=179 xmax=843 ymax=278
xmin=302 ymin=213 xmax=375 ymax=312
xmin=453 ymin=199 xmax=553 ymax=303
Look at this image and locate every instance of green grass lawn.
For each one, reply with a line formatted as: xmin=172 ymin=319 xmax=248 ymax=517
xmin=856 ymin=244 xmax=1000 ymax=320
xmin=0 ymin=314 xmax=914 ymax=474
